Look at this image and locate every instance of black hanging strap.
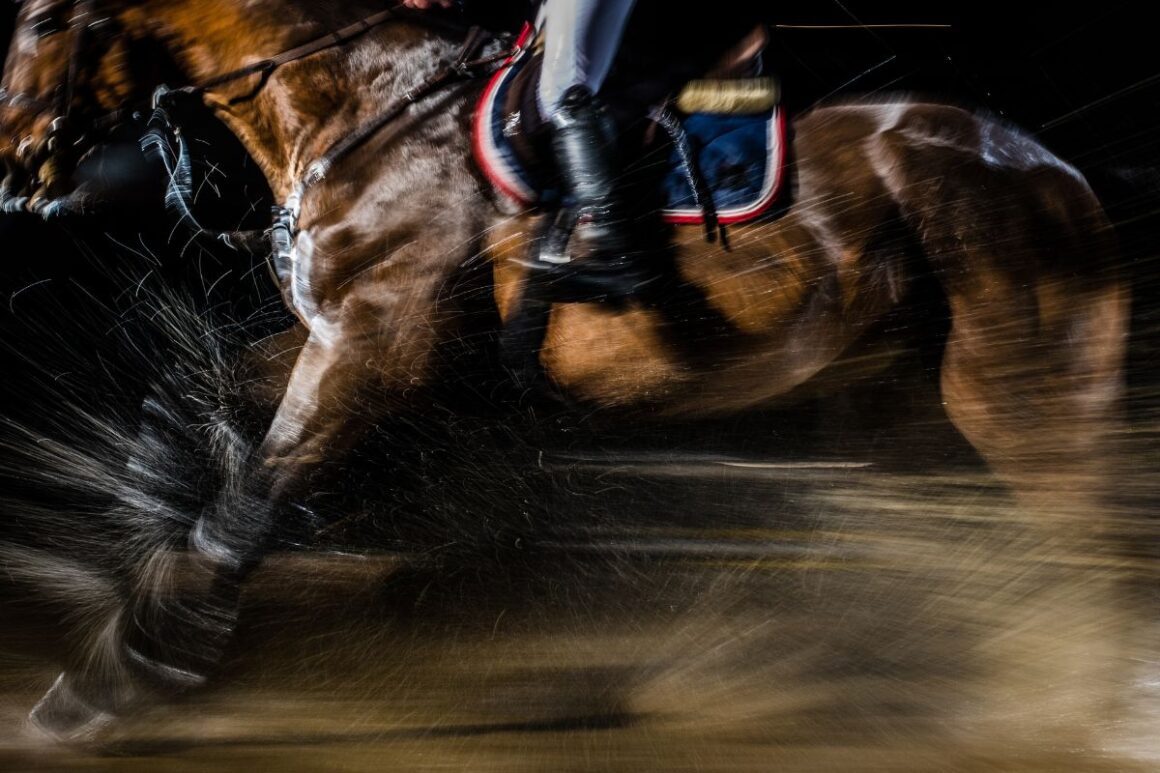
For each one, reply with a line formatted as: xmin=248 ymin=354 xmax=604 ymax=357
xmin=653 ymin=105 xmax=728 ymax=248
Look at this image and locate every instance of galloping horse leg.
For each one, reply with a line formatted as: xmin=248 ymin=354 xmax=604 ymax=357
xmin=897 ymin=158 xmax=1129 ymax=523
xmin=28 ymin=326 xmax=307 ymax=739
xmin=938 ymin=270 xmax=1128 ymax=517
xmin=937 ymin=240 xmax=1129 ymax=746
xmin=27 ymin=384 xmax=223 ymax=739
xmin=124 ymin=254 xmax=455 ymax=690
xmin=869 ymin=107 xmax=1130 ymax=513
xmin=113 ymin=326 xmax=380 ymax=691
xmin=881 ymin=110 xmax=1131 ymax=743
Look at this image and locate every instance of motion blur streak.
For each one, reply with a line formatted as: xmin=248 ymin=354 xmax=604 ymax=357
xmin=0 ymin=282 xmax=1156 ymax=771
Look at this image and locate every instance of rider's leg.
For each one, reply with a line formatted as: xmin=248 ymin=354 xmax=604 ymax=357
xmin=538 ymin=0 xmax=637 ymax=113
xmin=535 ymin=0 xmax=650 ymax=289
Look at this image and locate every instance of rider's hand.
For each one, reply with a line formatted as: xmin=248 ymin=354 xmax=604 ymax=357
xmin=401 ymin=0 xmax=454 ymax=9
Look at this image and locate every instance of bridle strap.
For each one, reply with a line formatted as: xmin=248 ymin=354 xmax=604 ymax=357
xmin=189 ymin=8 xmax=400 ymax=95
xmin=49 ymin=0 xmax=101 ymax=150
xmin=0 ymin=0 xmax=119 ymax=156
xmin=1 ymin=3 xmax=450 ymax=124
xmin=5 ymin=0 xmax=514 ymax=256
xmin=0 ymin=0 xmax=100 ymax=121
xmin=269 ymin=25 xmax=511 ymax=264
xmin=61 ymin=0 xmax=94 ymax=122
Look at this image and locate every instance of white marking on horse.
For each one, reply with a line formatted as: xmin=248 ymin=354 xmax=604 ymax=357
xmin=978 ymin=120 xmax=1084 ymax=180
xmin=289 ymin=230 xmax=320 ymax=324
xmin=17 ymin=27 xmax=38 ymax=57
xmin=873 ymin=102 xmax=910 ymax=135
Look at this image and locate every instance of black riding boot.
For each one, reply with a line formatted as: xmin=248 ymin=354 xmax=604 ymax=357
xmin=529 ymin=85 xmax=657 ymax=302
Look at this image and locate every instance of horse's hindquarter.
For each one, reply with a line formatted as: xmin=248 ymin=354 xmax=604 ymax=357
xmin=492 ymin=106 xmax=910 ymax=417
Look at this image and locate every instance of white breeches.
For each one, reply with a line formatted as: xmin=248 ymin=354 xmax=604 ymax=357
xmin=537 ymin=0 xmax=638 ymax=113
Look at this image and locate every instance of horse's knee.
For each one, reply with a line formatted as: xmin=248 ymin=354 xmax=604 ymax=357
xmin=939 ymin=282 xmax=1128 ymax=512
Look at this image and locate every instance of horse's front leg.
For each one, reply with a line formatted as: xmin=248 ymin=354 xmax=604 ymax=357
xmin=125 ymin=315 xmax=408 ymax=691
xmin=27 ymin=325 xmax=311 ymax=739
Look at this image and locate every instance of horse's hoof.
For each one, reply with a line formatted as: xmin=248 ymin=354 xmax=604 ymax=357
xmin=27 ymin=673 xmax=116 ymax=746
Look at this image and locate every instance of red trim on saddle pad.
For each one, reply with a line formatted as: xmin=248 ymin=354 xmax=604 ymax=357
xmin=472 ymin=23 xmax=536 ymax=208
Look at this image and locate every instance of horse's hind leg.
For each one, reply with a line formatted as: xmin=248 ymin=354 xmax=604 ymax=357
xmin=927 ymin=185 xmax=1131 ymax=747
xmin=938 ymin=260 xmax=1131 ymax=751
xmin=873 ymin=106 xmax=1133 ymax=747
xmin=872 ymin=110 xmax=1130 ymax=513
xmin=936 ymin=229 xmax=1128 ymax=521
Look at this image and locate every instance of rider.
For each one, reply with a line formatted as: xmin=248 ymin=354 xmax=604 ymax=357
xmin=403 ymin=0 xmax=646 ymax=299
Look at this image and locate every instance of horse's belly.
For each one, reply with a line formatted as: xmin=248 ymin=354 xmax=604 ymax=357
xmin=540 ymin=303 xmax=856 ymax=418
xmin=493 ymin=219 xmax=875 ymax=417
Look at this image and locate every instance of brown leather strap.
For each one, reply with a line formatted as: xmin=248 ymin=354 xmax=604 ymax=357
xmin=189 ymin=8 xmax=401 ymax=95
xmin=303 ymin=25 xmax=508 ymax=187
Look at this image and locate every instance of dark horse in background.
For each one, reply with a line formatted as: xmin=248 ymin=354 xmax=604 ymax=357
xmin=0 ymin=0 xmax=1129 ymax=741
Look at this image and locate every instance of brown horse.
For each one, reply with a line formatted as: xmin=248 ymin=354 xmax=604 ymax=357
xmin=1 ymin=0 xmax=1130 ymax=738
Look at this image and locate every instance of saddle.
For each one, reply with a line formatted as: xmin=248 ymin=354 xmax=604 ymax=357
xmin=473 ymin=24 xmax=788 ymax=231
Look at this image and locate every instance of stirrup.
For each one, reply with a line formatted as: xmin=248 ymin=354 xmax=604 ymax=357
xmin=518 ymin=207 xmax=659 ymax=305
